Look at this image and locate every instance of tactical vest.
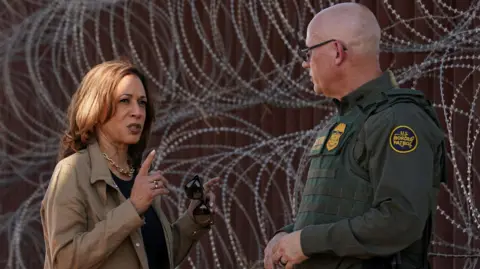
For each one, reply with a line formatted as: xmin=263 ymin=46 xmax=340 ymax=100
xmin=294 ymin=88 xmax=446 ymax=269
xmin=294 ymin=104 xmax=371 ymax=229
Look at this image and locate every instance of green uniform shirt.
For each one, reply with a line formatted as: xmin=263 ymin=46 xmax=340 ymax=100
xmin=280 ymin=71 xmax=446 ymax=269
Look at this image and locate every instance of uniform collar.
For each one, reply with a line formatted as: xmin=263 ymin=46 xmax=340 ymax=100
xmin=333 ymin=70 xmax=398 ymax=115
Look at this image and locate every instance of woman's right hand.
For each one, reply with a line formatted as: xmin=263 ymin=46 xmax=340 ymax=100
xmin=130 ymin=150 xmax=169 ymax=214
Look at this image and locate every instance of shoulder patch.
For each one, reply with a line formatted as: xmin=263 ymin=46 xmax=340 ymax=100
xmin=389 ymin=126 xmax=418 ymax=153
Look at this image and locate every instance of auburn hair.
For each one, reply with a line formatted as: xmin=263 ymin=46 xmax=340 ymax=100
xmin=58 ymin=59 xmax=155 ymax=169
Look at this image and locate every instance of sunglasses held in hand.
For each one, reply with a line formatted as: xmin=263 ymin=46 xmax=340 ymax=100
xmin=184 ymin=175 xmax=214 ymax=226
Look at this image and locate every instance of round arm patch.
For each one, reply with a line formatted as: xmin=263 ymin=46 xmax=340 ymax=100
xmin=389 ymin=126 xmax=418 ymax=153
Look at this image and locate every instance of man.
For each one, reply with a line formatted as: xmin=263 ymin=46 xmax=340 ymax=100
xmin=264 ymin=3 xmax=446 ymax=269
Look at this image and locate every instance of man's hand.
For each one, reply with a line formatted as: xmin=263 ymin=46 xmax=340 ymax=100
xmin=264 ymin=232 xmax=287 ymax=269
xmin=271 ymin=230 xmax=308 ymax=269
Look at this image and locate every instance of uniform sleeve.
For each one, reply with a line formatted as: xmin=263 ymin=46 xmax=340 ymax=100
xmin=277 ymin=224 xmax=295 ymax=234
xmin=171 ymin=213 xmax=211 ymax=266
xmin=299 ymin=104 xmax=438 ymax=257
xmin=41 ymin=162 xmax=144 ymax=269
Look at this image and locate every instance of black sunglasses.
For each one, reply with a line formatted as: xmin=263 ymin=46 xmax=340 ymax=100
xmin=298 ymin=39 xmax=347 ymax=62
xmin=184 ymin=175 xmax=214 ymax=225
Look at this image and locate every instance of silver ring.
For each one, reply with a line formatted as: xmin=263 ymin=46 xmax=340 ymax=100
xmin=154 ymin=181 xmax=159 ymax=189
xmin=279 ymin=258 xmax=287 ymax=266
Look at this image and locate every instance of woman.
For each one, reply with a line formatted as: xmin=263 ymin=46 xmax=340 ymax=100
xmin=41 ymin=59 xmax=218 ymax=269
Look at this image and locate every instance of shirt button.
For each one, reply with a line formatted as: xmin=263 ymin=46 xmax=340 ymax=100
xmin=192 ymin=231 xmax=197 ymax=237
xmin=113 ymin=183 xmax=118 ymax=188
xmin=135 ymin=243 xmax=140 ymax=247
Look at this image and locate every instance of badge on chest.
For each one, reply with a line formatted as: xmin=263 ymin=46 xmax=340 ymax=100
xmin=310 ymin=122 xmax=349 ymax=155
xmin=326 ymin=123 xmax=346 ymax=151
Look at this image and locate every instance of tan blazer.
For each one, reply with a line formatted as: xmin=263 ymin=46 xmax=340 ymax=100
xmin=41 ymin=141 xmax=209 ymax=269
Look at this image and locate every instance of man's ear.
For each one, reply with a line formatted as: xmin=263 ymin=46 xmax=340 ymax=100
xmin=334 ymin=41 xmax=346 ymax=66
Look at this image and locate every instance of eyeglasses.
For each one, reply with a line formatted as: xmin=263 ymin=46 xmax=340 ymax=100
xmin=298 ymin=39 xmax=347 ymax=62
xmin=184 ymin=175 xmax=214 ymax=225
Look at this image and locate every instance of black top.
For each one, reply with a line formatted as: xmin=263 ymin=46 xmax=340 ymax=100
xmin=111 ymin=172 xmax=170 ymax=269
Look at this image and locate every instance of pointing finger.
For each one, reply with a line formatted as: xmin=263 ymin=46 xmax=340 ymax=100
xmin=138 ymin=150 xmax=156 ymax=176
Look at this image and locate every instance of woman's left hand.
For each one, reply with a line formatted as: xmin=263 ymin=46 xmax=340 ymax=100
xmin=187 ymin=177 xmax=220 ymax=226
